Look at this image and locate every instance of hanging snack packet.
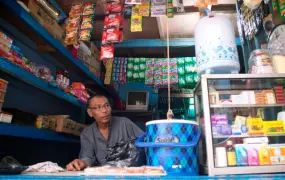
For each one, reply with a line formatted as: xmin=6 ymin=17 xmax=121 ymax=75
xmin=102 ymin=28 xmax=121 ymax=44
xmin=162 ymin=74 xmax=169 ymax=86
xmin=65 ymin=30 xmax=78 ymax=45
xmin=79 ymin=29 xmax=92 ymax=41
xmin=171 ymin=74 xmax=178 ymax=84
xmin=145 ymin=76 xmax=153 ymax=85
xmin=83 ymin=2 xmax=96 ymax=16
xmin=69 ymin=3 xmax=83 ymax=18
xmin=139 ymin=4 xmax=150 ymax=16
xmin=104 ymin=14 xmax=122 ymax=29
xmin=81 ymin=16 xmax=94 ymax=29
xmin=106 ymin=3 xmax=123 ymax=14
xmin=131 ymin=5 xmax=143 ymax=32
xmin=154 ymin=76 xmax=162 ymax=87
xmin=168 ymin=0 xmax=174 ymax=18
xmin=67 ymin=16 xmax=81 ymax=32
xmin=100 ymin=46 xmax=114 ymax=60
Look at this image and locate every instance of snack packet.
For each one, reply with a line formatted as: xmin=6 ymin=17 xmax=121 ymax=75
xmin=106 ymin=3 xmax=122 ymax=14
xmin=69 ymin=3 xmax=83 ymax=18
xmin=79 ymin=29 xmax=92 ymax=41
xmin=81 ymin=16 xmax=94 ymax=29
xmin=83 ymin=2 xmax=96 ymax=16
xmin=102 ymin=28 xmax=121 ymax=44
xmin=100 ymin=46 xmax=114 ymax=60
xmin=131 ymin=5 xmax=143 ymax=32
xmin=104 ymin=14 xmax=122 ymax=29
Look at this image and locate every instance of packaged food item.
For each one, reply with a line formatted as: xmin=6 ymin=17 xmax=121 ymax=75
xmin=278 ymin=0 xmax=285 ymax=19
xmin=176 ymin=0 xmax=185 ymax=13
xmin=154 ymin=76 xmax=162 ymax=87
xmin=272 ymin=0 xmax=278 ymax=11
xmin=106 ymin=3 xmax=122 ymax=14
xmin=234 ymin=116 xmax=247 ymax=126
xmin=145 ymin=76 xmax=153 ymax=85
xmin=226 ymin=141 xmax=237 ymax=166
xmin=125 ymin=0 xmax=142 ymax=4
xmin=185 ymin=74 xmax=194 ymax=84
xmin=102 ymin=28 xmax=121 ymax=44
xmin=151 ymin=5 xmax=166 ymax=17
xmin=269 ymin=145 xmax=281 ymax=164
xmin=79 ymin=29 xmax=92 ymax=41
xmin=72 ymin=82 xmax=85 ymax=90
xmin=36 ymin=0 xmax=62 ymax=21
xmin=162 ymin=74 xmax=169 ymax=86
xmin=220 ymin=124 xmax=232 ymax=135
xmin=170 ymin=74 xmax=178 ymax=84
xmin=69 ymin=3 xmax=83 ymax=18
xmin=247 ymin=118 xmax=264 ymax=135
xmin=82 ymin=2 xmax=96 ymax=16
xmin=100 ymin=46 xmax=114 ymax=60
xmin=139 ymin=71 xmax=145 ymax=81
xmin=212 ymin=125 xmax=222 ymax=136
xmin=133 ymin=64 xmax=140 ymax=72
xmin=145 ymin=66 xmax=153 ymax=76
xmin=167 ymin=0 xmax=174 ymax=18
xmin=258 ymin=145 xmax=270 ymax=165
xmin=178 ymin=76 xmax=186 ymax=88
xmin=104 ymin=14 xmax=122 ymax=29
xmin=235 ymin=144 xmax=249 ymax=166
xmin=247 ymin=144 xmax=260 ymax=166
xmin=280 ymin=146 xmax=285 ymax=163
xmin=131 ymin=6 xmax=143 ymax=32
xmin=263 ymin=120 xmax=285 ymax=134
xmin=66 ymin=16 xmax=81 ymax=32
xmin=140 ymin=3 xmax=150 ymax=16
xmin=81 ymin=16 xmax=94 ymax=29
xmin=211 ymin=114 xmax=228 ymax=125
xmin=133 ymin=72 xmax=139 ymax=81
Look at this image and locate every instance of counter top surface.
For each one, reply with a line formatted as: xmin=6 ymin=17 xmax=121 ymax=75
xmin=0 ymin=172 xmax=285 ymax=180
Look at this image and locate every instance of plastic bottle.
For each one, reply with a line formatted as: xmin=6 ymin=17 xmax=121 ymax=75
xmin=226 ymin=141 xmax=237 ymax=166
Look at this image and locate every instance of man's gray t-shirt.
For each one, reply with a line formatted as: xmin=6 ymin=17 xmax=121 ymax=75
xmin=79 ymin=116 xmax=144 ymax=166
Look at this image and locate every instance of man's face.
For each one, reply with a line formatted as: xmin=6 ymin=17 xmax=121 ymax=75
xmin=87 ymin=96 xmax=111 ymax=124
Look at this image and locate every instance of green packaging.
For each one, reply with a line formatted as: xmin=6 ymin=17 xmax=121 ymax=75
xmin=139 ymin=71 xmax=145 ymax=81
xmin=145 ymin=76 xmax=153 ymax=85
xmin=127 ymin=62 xmax=134 ymax=70
xmin=133 ymin=64 xmax=140 ymax=72
xmin=185 ymin=74 xmax=194 ymax=84
xmin=278 ymin=0 xmax=285 ymax=19
xmin=177 ymin=58 xmax=185 ymax=65
xmin=178 ymin=66 xmax=185 ymax=75
xmin=185 ymin=62 xmax=194 ymax=74
xmin=194 ymin=74 xmax=199 ymax=83
xmin=140 ymin=63 xmax=146 ymax=71
xmin=133 ymin=72 xmax=139 ymax=80
xmin=178 ymin=76 xmax=186 ymax=88
xmin=134 ymin=58 xmax=140 ymax=64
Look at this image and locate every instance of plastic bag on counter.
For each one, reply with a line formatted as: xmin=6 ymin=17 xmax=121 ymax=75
xmin=101 ymin=137 xmax=144 ymax=167
xmin=0 ymin=156 xmax=27 ymax=175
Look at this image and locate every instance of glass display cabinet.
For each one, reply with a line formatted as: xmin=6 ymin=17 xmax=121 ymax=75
xmin=194 ymin=74 xmax=285 ymax=176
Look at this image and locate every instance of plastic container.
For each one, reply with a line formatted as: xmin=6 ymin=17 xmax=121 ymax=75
xmin=248 ymin=49 xmax=274 ymax=74
xmin=0 ymin=79 xmax=8 ymax=91
xmin=136 ymin=120 xmax=200 ymax=176
xmin=195 ymin=15 xmax=240 ymax=75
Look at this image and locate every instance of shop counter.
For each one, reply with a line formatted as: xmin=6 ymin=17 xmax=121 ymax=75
xmin=0 ymin=172 xmax=285 ymax=180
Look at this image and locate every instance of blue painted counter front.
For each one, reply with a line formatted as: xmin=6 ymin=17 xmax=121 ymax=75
xmin=1 ymin=174 xmax=285 ymax=180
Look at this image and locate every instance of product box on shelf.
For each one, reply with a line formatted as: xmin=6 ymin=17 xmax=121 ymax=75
xmin=0 ymin=112 xmax=13 ymax=123
xmin=28 ymin=0 xmax=65 ymax=44
xmin=36 ymin=115 xmax=57 ymax=130
xmin=0 ymin=78 xmax=8 ymax=92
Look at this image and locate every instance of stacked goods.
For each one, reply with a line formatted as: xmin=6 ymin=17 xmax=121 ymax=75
xmin=70 ymin=82 xmax=90 ymax=104
xmin=28 ymin=0 xmax=65 ymax=44
xmin=153 ymin=58 xmax=163 ymax=87
xmin=65 ymin=2 xmax=96 ymax=45
xmin=274 ymin=86 xmax=285 ymax=104
xmin=130 ymin=5 xmax=143 ymax=32
xmin=100 ymin=0 xmax=123 ymax=61
xmin=36 ymin=115 xmax=87 ymax=136
xmin=145 ymin=58 xmax=154 ymax=85
xmin=104 ymin=60 xmax=113 ymax=85
xmin=112 ymin=57 xmax=127 ymax=83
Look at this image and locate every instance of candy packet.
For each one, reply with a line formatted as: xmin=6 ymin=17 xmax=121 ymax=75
xmin=100 ymin=46 xmax=114 ymax=60
xmin=102 ymin=28 xmax=121 ymax=44
xmin=66 ymin=16 xmax=81 ymax=32
xmin=139 ymin=4 xmax=150 ymax=16
xmin=131 ymin=5 xmax=142 ymax=32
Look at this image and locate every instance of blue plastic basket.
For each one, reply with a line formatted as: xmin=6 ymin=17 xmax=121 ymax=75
xmin=136 ymin=120 xmax=200 ymax=176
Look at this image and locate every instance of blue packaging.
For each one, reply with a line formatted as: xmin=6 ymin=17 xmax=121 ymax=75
xmin=235 ymin=144 xmax=248 ymax=166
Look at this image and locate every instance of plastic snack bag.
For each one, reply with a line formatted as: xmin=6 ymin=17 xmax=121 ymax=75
xmin=82 ymin=2 xmax=96 ymax=16
xmin=139 ymin=4 xmax=150 ymax=16
xmin=79 ymin=29 xmax=92 ymax=41
xmin=104 ymin=14 xmax=122 ymax=29
xmin=131 ymin=5 xmax=143 ymax=32
xmin=102 ymin=28 xmax=121 ymax=44
xmin=69 ymin=3 xmax=83 ymax=18
xmin=106 ymin=3 xmax=123 ymax=14
xmin=81 ymin=16 xmax=94 ymax=29
xmin=100 ymin=46 xmax=114 ymax=60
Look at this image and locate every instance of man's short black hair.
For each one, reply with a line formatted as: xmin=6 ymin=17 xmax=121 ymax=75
xmin=88 ymin=94 xmax=109 ymax=107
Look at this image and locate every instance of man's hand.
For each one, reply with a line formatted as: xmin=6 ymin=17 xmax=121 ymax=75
xmin=66 ymin=159 xmax=88 ymax=171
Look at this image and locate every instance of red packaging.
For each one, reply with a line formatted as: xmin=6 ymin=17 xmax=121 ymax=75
xmin=102 ymin=28 xmax=120 ymax=44
xmin=104 ymin=14 xmax=122 ymax=29
xmin=100 ymin=46 xmax=114 ymax=60
xmin=69 ymin=3 xmax=83 ymax=18
xmin=106 ymin=3 xmax=122 ymax=14
xmin=72 ymin=82 xmax=85 ymax=90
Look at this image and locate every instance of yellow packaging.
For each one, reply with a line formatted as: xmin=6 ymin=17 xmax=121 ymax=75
xmin=258 ymin=145 xmax=271 ymax=165
xmin=281 ymin=146 xmax=285 ymax=164
xmin=247 ymin=118 xmax=264 ymax=135
xmin=269 ymin=145 xmax=280 ymax=164
xmin=131 ymin=5 xmax=142 ymax=32
xmin=263 ymin=120 xmax=285 ymax=135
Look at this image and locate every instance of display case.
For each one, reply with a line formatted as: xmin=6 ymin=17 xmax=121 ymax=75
xmin=194 ymin=74 xmax=285 ymax=176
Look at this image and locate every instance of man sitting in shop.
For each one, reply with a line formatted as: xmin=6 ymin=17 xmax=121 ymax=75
xmin=66 ymin=94 xmax=144 ymax=171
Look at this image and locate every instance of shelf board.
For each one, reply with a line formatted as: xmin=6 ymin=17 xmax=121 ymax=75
xmin=0 ymin=57 xmax=86 ymax=108
xmin=214 ymin=134 xmax=285 ymax=139
xmin=0 ymin=123 xmax=79 ymax=143
xmin=0 ymin=0 xmax=117 ymax=99
xmin=210 ymin=104 xmax=285 ymax=108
